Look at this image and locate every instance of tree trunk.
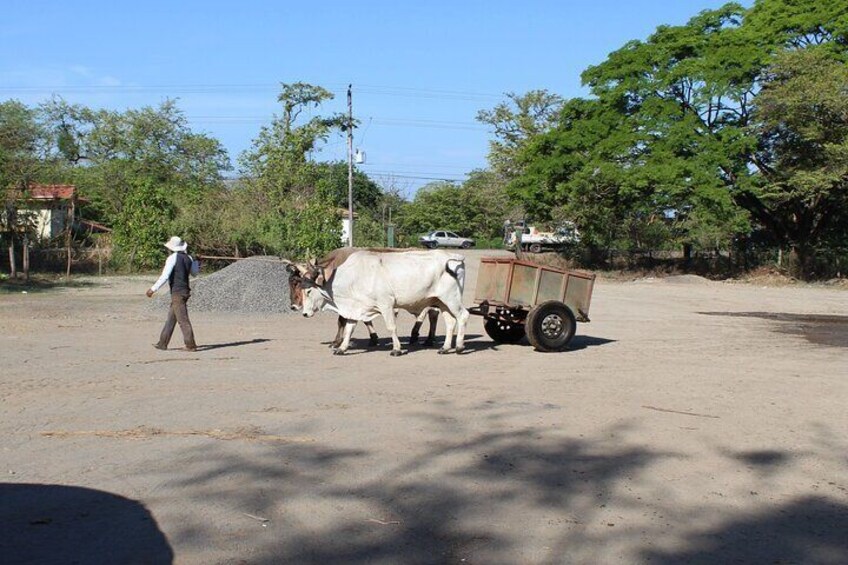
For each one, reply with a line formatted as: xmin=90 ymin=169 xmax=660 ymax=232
xmin=8 ymin=242 xmax=16 ymax=279
xmin=788 ymin=244 xmax=814 ymax=280
xmin=65 ymin=199 xmax=74 ymax=278
xmin=23 ymin=237 xmax=29 ymax=281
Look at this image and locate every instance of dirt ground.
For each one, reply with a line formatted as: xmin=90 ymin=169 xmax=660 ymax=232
xmin=2 ymin=250 xmax=846 ymax=564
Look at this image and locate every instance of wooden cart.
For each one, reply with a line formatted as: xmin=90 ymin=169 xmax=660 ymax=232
xmin=468 ymin=257 xmax=596 ymax=352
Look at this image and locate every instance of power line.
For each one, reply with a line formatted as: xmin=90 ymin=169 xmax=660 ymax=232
xmin=0 ymin=82 xmax=505 ymax=101
xmin=367 ymin=171 xmax=469 ymax=181
xmin=371 ymin=117 xmax=485 ymax=131
xmin=184 ymin=115 xmax=487 ymax=131
xmin=360 ymin=162 xmax=479 ymax=172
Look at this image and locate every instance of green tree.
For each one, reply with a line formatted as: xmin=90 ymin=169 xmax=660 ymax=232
xmin=1 ymin=101 xmax=46 ymax=192
xmin=38 ymin=98 xmax=231 ymax=266
xmin=314 ymin=161 xmax=383 ymax=213
xmin=0 ymin=100 xmax=69 ymax=273
xmin=239 ymin=83 xmax=348 ymax=200
xmin=509 ymin=0 xmax=847 ymax=275
xmin=398 ymin=182 xmax=484 ymax=238
xmin=275 ymin=194 xmax=342 ymax=258
xmin=236 ymin=83 xmax=350 ymax=258
xmin=509 ymin=98 xmax=666 ymax=259
xmin=579 ymin=3 xmax=757 ymax=255
xmin=751 ymin=48 xmax=848 ymax=274
xmin=112 ymin=178 xmax=174 ymax=269
xmin=43 ymin=98 xmax=230 ymax=224
xmin=476 ymin=90 xmax=564 ymax=180
xmin=462 ymin=169 xmax=517 ymax=241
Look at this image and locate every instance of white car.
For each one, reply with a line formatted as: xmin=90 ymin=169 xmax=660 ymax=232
xmin=419 ymin=230 xmax=475 ymax=249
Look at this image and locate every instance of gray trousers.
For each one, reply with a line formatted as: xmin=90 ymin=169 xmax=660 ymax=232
xmin=157 ymin=293 xmax=196 ymax=349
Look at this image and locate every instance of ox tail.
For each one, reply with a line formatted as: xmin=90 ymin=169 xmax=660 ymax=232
xmin=445 ymin=258 xmax=466 ymax=292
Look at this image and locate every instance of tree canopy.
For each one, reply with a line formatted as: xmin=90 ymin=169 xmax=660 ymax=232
xmin=506 ymin=0 xmax=848 ymax=276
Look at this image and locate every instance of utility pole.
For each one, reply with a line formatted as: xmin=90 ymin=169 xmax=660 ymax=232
xmin=347 ymin=84 xmax=354 ymax=247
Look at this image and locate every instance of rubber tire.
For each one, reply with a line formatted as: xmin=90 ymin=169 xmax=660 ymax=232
xmin=525 ymin=301 xmax=576 ymax=352
xmin=529 ymin=243 xmax=542 ymax=253
xmin=461 ymin=241 xmax=472 ymax=249
xmin=484 ymin=318 xmax=525 ymax=344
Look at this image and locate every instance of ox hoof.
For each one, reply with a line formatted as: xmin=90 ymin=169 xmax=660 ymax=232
xmin=455 ymin=346 xmax=466 ymax=355
xmin=437 ymin=348 xmax=450 ymax=355
xmin=368 ymin=334 xmax=379 ymax=347
xmin=390 ymin=349 xmax=403 ymax=357
xmin=332 ymin=348 xmax=346 ymax=356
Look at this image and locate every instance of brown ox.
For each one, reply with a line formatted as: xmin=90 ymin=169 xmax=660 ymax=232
xmin=286 ymin=247 xmax=439 ymax=348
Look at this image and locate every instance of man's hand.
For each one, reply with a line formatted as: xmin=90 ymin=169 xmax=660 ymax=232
xmin=146 ymin=289 xmax=154 ymax=298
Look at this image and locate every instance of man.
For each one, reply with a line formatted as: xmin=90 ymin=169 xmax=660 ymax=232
xmin=146 ymin=236 xmax=200 ymax=351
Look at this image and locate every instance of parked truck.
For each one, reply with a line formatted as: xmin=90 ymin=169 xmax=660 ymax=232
xmin=505 ymin=222 xmax=580 ymax=253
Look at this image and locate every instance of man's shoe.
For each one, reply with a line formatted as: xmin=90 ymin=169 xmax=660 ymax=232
xmin=153 ymin=344 xmax=167 ymax=351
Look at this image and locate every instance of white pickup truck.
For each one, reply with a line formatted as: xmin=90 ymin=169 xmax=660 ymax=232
xmin=506 ymin=223 xmax=580 ymax=253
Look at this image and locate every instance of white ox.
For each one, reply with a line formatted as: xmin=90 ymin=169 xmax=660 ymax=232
xmin=286 ymin=247 xmax=439 ymax=348
xmin=294 ymin=249 xmax=470 ymax=356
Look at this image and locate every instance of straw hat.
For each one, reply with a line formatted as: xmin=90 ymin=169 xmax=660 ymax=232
xmin=164 ymin=236 xmax=188 ymax=252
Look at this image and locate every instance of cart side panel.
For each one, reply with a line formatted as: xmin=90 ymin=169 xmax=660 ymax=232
xmin=473 ymin=260 xmax=496 ymax=302
xmin=537 ymin=269 xmax=565 ymax=304
xmin=563 ymin=272 xmax=595 ymax=322
xmin=507 ymin=263 xmax=538 ymax=306
xmin=474 ymin=259 xmax=511 ymax=303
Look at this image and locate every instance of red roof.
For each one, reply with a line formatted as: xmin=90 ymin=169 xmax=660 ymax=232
xmin=26 ymin=184 xmax=77 ymax=200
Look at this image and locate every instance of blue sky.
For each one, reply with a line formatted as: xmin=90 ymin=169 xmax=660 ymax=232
xmin=2 ymin=0 xmax=751 ymax=195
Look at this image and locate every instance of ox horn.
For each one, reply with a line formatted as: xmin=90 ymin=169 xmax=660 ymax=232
xmin=279 ymin=258 xmax=299 ymax=275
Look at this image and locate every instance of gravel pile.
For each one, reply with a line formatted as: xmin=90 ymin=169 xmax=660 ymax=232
xmin=148 ymin=256 xmax=294 ymax=314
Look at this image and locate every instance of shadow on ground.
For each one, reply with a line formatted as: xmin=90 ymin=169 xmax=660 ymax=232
xmin=319 ymin=333 xmax=614 ymax=355
xmin=145 ymin=401 xmax=667 ymax=563
xmin=0 ymin=277 xmax=96 ymax=294
xmin=0 ymin=483 xmax=173 ymax=564
xmin=134 ymin=399 xmax=846 ymax=563
xmin=642 ymin=496 xmax=848 ymax=564
xmin=319 ymin=334 xmax=492 ymax=355
xmin=197 ymin=338 xmax=272 ymax=351
xmin=700 ymin=311 xmax=848 ymax=347
xmin=567 ymin=335 xmax=616 ymax=351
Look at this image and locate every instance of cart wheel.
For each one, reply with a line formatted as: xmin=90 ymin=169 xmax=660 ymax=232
xmin=484 ymin=318 xmax=525 ymax=344
xmin=526 ymin=301 xmax=576 ymax=352
xmin=529 ymin=243 xmax=542 ymax=253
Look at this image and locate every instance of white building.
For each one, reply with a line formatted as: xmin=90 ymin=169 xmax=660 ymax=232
xmin=16 ymin=184 xmax=78 ymax=241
